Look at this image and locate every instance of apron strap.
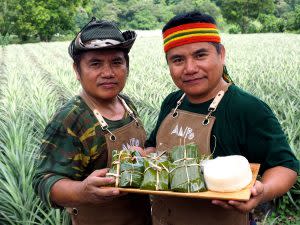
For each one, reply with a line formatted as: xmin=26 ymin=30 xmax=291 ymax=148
xmin=118 ymin=96 xmax=140 ymax=125
xmin=172 ymin=94 xmax=186 ymax=117
xmin=80 ymin=91 xmax=140 ymax=139
xmin=173 ymin=84 xmax=230 ymax=125
xmin=202 ymin=90 xmax=225 ymax=126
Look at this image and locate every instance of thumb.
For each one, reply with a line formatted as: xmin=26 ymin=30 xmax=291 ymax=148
xmin=251 ymin=181 xmax=264 ymax=197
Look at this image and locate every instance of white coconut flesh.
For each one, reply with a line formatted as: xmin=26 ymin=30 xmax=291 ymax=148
xmin=203 ymin=155 xmax=252 ymax=192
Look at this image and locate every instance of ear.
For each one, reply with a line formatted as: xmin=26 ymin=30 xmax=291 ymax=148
xmin=73 ymin=63 xmax=81 ymax=81
xmin=126 ymin=67 xmax=129 ymax=78
xmin=220 ymin=44 xmax=226 ymax=65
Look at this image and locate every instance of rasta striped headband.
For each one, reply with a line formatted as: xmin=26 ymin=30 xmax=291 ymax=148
xmin=163 ymin=22 xmax=221 ymax=52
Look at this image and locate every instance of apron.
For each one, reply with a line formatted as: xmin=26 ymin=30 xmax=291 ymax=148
xmin=153 ymin=87 xmax=249 ymax=225
xmin=68 ymin=93 xmax=151 ymax=225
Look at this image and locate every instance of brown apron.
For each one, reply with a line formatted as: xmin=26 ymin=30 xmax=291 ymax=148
xmin=68 ymin=93 xmax=151 ymax=225
xmin=153 ymin=88 xmax=249 ymax=225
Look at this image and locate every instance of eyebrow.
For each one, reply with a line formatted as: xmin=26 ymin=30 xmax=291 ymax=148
xmin=88 ymin=57 xmax=102 ymax=63
xmin=112 ymin=56 xmax=124 ymax=61
xmin=168 ymin=54 xmax=183 ymax=62
xmin=192 ymin=48 xmax=209 ymax=56
xmin=87 ymin=55 xmax=125 ymax=65
xmin=168 ymin=47 xmax=209 ymax=61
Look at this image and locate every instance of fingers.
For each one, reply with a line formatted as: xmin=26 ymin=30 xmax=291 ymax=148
xmin=226 ymin=193 xmax=262 ymax=213
xmin=212 ymin=200 xmax=235 ymax=210
xmin=228 ymin=199 xmax=255 ymax=213
xmin=213 ymin=200 xmax=250 ymax=213
xmin=84 ymin=169 xmax=116 ymax=188
xmin=90 ymin=168 xmax=110 ymax=177
xmin=98 ymin=187 xmax=120 ymax=196
xmin=145 ymin=147 xmax=156 ymax=154
xmin=228 ymin=200 xmax=247 ymax=211
xmin=129 ymin=146 xmax=143 ymax=152
xmin=89 ymin=168 xmax=117 ymax=186
xmin=94 ymin=177 xmax=116 ymax=187
xmin=130 ymin=146 xmax=147 ymax=157
xmin=213 ymin=181 xmax=265 ymax=213
xmin=251 ymin=180 xmax=264 ymax=197
xmin=97 ymin=187 xmax=130 ymax=203
xmin=212 ymin=199 xmax=254 ymax=213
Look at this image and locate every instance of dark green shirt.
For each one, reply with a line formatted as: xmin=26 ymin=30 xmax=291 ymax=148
xmin=33 ymin=95 xmax=137 ymax=207
xmin=145 ymin=85 xmax=299 ymax=175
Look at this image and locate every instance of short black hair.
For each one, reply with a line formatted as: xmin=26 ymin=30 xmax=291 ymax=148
xmin=163 ymin=11 xmax=217 ymax=33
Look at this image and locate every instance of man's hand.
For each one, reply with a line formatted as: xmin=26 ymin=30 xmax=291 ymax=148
xmin=79 ymin=168 xmax=123 ymax=204
xmin=211 ymin=166 xmax=297 ymax=213
xmin=212 ymin=180 xmax=264 ymax=213
xmin=50 ymin=168 xmax=123 ymax=207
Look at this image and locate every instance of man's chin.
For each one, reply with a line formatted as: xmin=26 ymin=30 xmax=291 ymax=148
xmin=183 ymin=89 xmax=212 ymax=103
xmin=183 ymin=87 xmax=208 ymax=97
xmin=87 ymin=91 xmax=119 ymax=102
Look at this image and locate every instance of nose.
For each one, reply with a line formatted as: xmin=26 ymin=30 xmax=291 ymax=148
xmin=101 ymin=63 xmax=115 ymax=78
xmin=184 ymin=58 xmax=197 ymax=75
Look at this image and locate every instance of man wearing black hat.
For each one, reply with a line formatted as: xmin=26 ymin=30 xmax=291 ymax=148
xmin=33 ymin=18 xmax=151 ymax=225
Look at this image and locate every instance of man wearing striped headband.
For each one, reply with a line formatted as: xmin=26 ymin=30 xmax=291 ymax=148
xmin=145 ymin=11 xmax=298 ymax=225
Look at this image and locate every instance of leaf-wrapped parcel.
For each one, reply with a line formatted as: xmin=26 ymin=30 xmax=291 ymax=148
xmin=119 ymin=150 xmax=144 ymax=188
xmin=169 ymin=143 xmax=206 ymax=193
xmin=170 ymin=143 xmax=199 ymax=161
xmin=106 ymin=150 xmax=126 ymax=186
xmin=140 ymin=152 xmax=169 ymax=191
xmin=106 ymin=150 xmax=144 ymax=188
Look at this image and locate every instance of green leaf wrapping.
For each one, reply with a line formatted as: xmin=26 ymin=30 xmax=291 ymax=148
xmin=105 ymin=150 xmax=120 ymax=187
xmin=169 ymin=144 xmax=206 ymax=193
xmin=140 ymin=153 xmax=169 ymax=191
xmin=106 ymin=150 xmax=144 ymax=188
xmin=120 ymin=162 xmax=144 ymax=188
xmin=170 ymin=143 xmax=199 ymax=161
xmin=170 ymin=159 xmax=206 ymax=192
xmin=119 ymin=150 xmax=144 ymax=188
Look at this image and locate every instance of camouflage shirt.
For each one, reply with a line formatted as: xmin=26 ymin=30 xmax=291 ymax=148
xmin=33 ymin=95 xmax=138 ymax=207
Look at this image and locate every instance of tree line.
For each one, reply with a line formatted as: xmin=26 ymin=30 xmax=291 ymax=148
xmin=1 ymin=0 xmax=300 ymax=43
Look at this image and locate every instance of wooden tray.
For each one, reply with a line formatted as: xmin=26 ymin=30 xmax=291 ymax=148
xmin=117 ymin=163 xmax=260 ymax=201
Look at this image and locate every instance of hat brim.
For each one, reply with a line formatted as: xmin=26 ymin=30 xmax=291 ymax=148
xmin=70 ymin=30 xmax=136 ymax=57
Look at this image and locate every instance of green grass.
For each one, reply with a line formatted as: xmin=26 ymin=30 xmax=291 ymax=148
xmin=0 ymin=32 xmax=299 ymax=224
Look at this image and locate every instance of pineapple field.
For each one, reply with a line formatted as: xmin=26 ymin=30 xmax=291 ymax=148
xmin=0 ymin=32 xmax=299 ymax=224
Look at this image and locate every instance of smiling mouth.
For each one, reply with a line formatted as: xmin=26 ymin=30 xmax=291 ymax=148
xmin=183 ymin=77 xmax=205 ymax=83
xmin=98 ymin=82 xmax=118 ymax=88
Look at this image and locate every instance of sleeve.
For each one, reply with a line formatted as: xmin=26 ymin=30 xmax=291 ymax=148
xmin=244 ymin=101 xmax=299 ymax=175
xmin=32 ymin=118 xmax=87 ymax=208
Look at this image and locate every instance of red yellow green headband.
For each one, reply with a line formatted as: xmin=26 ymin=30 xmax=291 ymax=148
xmin=163 ymin=22 xmax=221 ymax=52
